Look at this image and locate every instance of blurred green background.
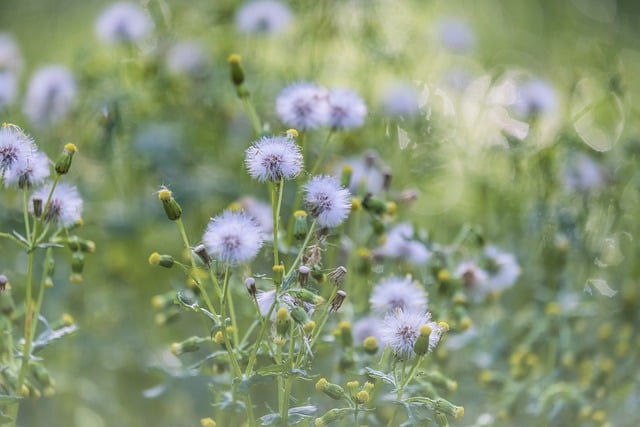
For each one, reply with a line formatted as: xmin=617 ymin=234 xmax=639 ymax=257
xmin=1 ymin=0 xmax=640 ymax=426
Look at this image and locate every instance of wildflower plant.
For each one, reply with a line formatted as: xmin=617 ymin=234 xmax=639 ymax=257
xmin=0 ymin=123 xmax=91 ymax=425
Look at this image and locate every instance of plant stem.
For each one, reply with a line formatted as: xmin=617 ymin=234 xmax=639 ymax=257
xmin=285 ymin=220 xmax=317 ymax=279
xmin=242 ymin=97 xmax=262 ymax=137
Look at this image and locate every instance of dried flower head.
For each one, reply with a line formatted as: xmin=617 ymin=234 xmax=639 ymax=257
xmin=245 ymin=136 xmax=303 ymax=182
xmin=276 ymin=82 xmax=330 ymax=130
xmin=95 ymin=2 xmax=153 ymax=45
xmin=235 ymin=0 xmax=293 ymax=35
xmin=23 ymin=65 xmax=76 ymax=128
xmin=202 ymin=210 xmax=265 ymax=265
xmin=304 ymin=175 xmax=351 ymax=228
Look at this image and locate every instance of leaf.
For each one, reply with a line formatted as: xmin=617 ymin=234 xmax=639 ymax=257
xmin=584 ymin=279 xmax=617 ymax=298
xmin=35 ymin=242 xmax=64 ymax=249
xmin=365 ymin=367 xmax=396 ymax=387
xmin=258 ymin=406 xmax=317 ymax=426
xmin=397 ymin=401 xmax=432 ymax=427
xmin=32 ymin=324 xmax=79 ymax=352
xmin=0 ymin=394 xmax=21 ymax=404
xmin=142 ymin=383 xmax=167 ymax=399
xmin=238 ymin=373 xmax=273 ymax=395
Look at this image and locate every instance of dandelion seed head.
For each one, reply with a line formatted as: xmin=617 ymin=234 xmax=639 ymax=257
xmin=165 ymin=40 xmax=208 ymax=78
xmin=381 ymin=81 xmax=420 ymax=117
xmin=436 ymin=17 xmax=476 ymax=53
xmin=327 ymin=88 xmax=367 ymax=130
xmin=304 ymin=175 xmax=351 ymax=228
xmin=245 ymin=136 xmax=303 ymax=182
xmin=276 ymin=82 xmax=330 ymax=130
xmin=23 ymin=65 xmax=76 ymax=128
xmin=95 ymin=2 xmax=153 ymax=45
xmin=0 ymin=34 xmax=23 ymax=75
xmin=484 ymin=246 xmax=521 ymax=293
xmin=31 ymin=182 xmax=83 ymax=227
xmin=563 ymin=152 xmax=605 ymax=194
xmin=353 ymin=315 xmax=383 ymax=345
xmin=370 ymin=276 xmax=428 ymax=314
xmin=235 ymin=0 xmax=293 ymax=35
xmin=0 ymin=72 xmax=18 ymax=108
xmin=374 ymin=223 xmax=431 ymax=266
xmin=238 ymin=196 xmax=274 ymax=237
xmin=0 ymin=125 xmax=34 ymax=173
xmin=4 ymin=149 xmax=50 ymax=189
xmin=203 ymin=210 xmax=264 ymax=265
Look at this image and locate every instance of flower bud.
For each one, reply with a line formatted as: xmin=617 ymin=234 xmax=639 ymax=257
xmin=290 ymin=305 xmax=309 ymax=326
xmin=315 ymin=378 xmax=345 ymax=400
xmin=293 ymin=210 xmax=309 ymax=240
xmin=363 ymin=336 xmax=379 ymax=354
xmin=151 ymin=291 xmax=176 ymax=310
xmin=70 ymin=252 xmax=84 ymax=283
xmin=29 ymin=362 xmax=53 ymax=388
xmin=362 ymin=193 xmax=388 ymax=215
xmin=314 ymin=408 xmax=345 ymax=426
xmin=228 ymin=54 xmax=245 ymax=87
xmin=0 ymin=275 xmax=7 ymax=292
xmin=434 ymin=398 xmax=464 ymax=419
xmin=276 ymin=307 xmax=291 ymax=337
xmin=413 ymin=324 xmax=433 ymax=356
xmin=355 ymin=390 xmax=369 ymax=404
xmin=67 ymin=237 xmax=96 ymax=253
xmin=338 ymin=321 xmax=353 ymax=348
xmin=286 ymin=129 xmax=298 ymax=139
xmin=171 ymin=336 xmax=204 ymax=356
xmin=200 ymin=418 xmax=217 ymax=427
xmin=0 ymin=282 xmax=15 ymax=317
xmin=382 ymin=167 xmax=392 ymax=191
xmin=32 ymin=197 xmax=43 ymax=219
xmin=303 ymin=320 xmax=316 ymax=334
xmin=193 ymin=244 xmax=211 ymax=267
xmin=290 ymin=288 xmax=322 ymax=305
xmin=55 ymin=143 xmax=77 ymax=175
xmin=297 ymin=265 xmax=311 ymax=287
xmin=272 ymin=264 xmax=284 ymax=286
xmin=340 ymin=165 xmax=353 ymax=188
xmin=157 ymin=187 xmax=182 ymax=221
xmin=148 ymin=252 xmax=175 ymax=269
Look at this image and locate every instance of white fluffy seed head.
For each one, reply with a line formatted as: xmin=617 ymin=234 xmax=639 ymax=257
xmin=23 ymin=65 xmax=76 ymax=128
xmin=370 ymin=276 xmax=428 ymax=314
xmin=235 ymin=0 xmax=293 ymax=35
xmin=202 ymin=210 xmax=265 ymax=265
xmin=304 ymin=175 xmax=351 ymax=228
xmin=276 ymin=82 xmax=330 ymax=130
xmin=381 ymin=310 xmax=434 ymax=360
xmin=327 ymin=88 xmax=367 ymax=130
xmin=30 ymin=182 xmax=83 ymax=227
xmin=95 ymin=2 xmax=153 ymax=45
xmin=245 ymin=136 xmax=303 ymax=182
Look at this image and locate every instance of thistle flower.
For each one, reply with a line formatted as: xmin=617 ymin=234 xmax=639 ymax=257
xmin=276 ymin=82 xmax=330 ymax=130
xmin=30 ymin=182 xmax=83 ymax=227
xmin=381 ymin=309 xmax=443 ymax=360
xmin=0 ymin=124 xmax=34 ymax=175
xmin=4 ymin=149 xmax=50 ymax=189
xmin=202 ymin=210 xmax=264 ymax=265
xmin=245 ymin=136 xmax=303 ymax=182
xmin=235 ymin=0 xmax=293 ymax=35
xmin=327 ymin=88 xmax=367 ymax=130
xmin=23 ymin=65 xmax=76 ymax=128
xmin=370 ymin=276 xmax=428 ymax=314
xmin=304 ymin=175 xmax=351 ymax=228
xmin=95 ymin=2 xmax=153 ymax=45
xmin=374 ymin=223 xmax=432 ymax=266
xmin=381 ymin=81 xmax=420 ymax=117
xmin=165 ymin=40 xmax=208 ymax=78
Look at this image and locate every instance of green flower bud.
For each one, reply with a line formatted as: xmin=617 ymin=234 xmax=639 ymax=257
xmin=340 ymin=165 xmax=352 ymax=188
xmin=158 ymin=187 xmax=182 ymax=221
xmin=314 ymin=408 xmax=345 ymax=426
xmin=171 ymin=336 xmax=205 ymax=356
xmin=293 ymin=210 xmax=309 ymax=240
xmin=290 ymin=306 xmax=310 ymax=326
xmin=315 ymin=378 xmax=345 ymax=400
xmin=148 ymin=252 xmax=175 ymax=268
xmin=55 ymin=143 xmax=77 ymax=175
xmin=413 ymin=324 xmax=433 ymax=356
xmin=362 ymin=193 xmax=388 ymax=215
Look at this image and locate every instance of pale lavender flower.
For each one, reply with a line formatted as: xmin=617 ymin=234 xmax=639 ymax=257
xmin=304 ymin=175 xmax=351 ymax=228
xmin=203 ymin=210 xmax=265 ymax=265
xmin=30 ymin=182 xmax=83 ymax=227
xmin=327 ymin=88 xmax=367 ymax=129
xmin=235 ymin=0 xmax=293 ymax=35
xmin=0 ymin=72 xmax=18 ymax=108
xmin=484 ymin=246 xmax=521 ymax=293
xmin=563 ymin=152 xmax=605 ymax=194
xmin=276 ymin=82 xmax=330 ymax=130
xmin=513 ymin=79 xmax=557 ymax=118
xmin=338 ymin=151 xmax=385 ymax=194
xmin=353 ymin=315 xmax=383 ymax=346
xmin=381 ymin=81 xmax=420 ymax=117
xmin=165 ymin=40 xmax=208 ymax=78
xmin=381 ymin=309 xmax=442 ymax=360
xmin=95 ymin=2 xmax=153 ymax=45
xmin=245 ymin=135 xmax=303 ymax=182
xmin=23 ymin=65 xmax=76 ymax=127
xmin=0 ymin=124 xmax=34 ymax=175
xmin=370 ymin=276 xmax=428 ymax=314
xmin=4 ymin=149 xmax=50 ymax=189
xmin=455 ymin=260 xmax=491 ymax=301
xmin=238 ymin=196 xmax=274 ymax=237
xmin=436 ymin=17 xmax=476 ymax=53
xmin=0 ymin=34 xmax=23 ymax=75
xmin=374 ymin=223 xmax=431 ymax=266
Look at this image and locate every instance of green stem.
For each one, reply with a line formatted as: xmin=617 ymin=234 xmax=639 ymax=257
xmin=308 ymin=130 xmax=334 ymax=177
xmin=271 ymin=180 xmax=284 ymax=266
xmin=285 ymin=220 xmax=317 ymax=279
xmin=309 ymin=285 xmax=339 ymax=348
xmin=242 ymin=96 xmax=262 ymax=137
xmin=245 ymin=295 xmax=278 ymax=377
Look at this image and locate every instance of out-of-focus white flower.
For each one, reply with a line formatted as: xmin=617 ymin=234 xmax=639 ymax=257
xmin=374 ymin=223 xmax=431 ymax=266
xmin=0 ymin=34 xmax=23 ymax=75
xmin=245 ymin=135 xmax=303 ymax=182
xmin=4 ymin=149 xmax=50 ymax=189
xmin=23 ymin=65 xmax=76 ymax=128
xmin=381 ymin=310 xmax=443 ymax=360
xmin=455 ymin=260 xmax=490 ymax=301
xmin=381 ymin=81 xmax=420 ymax=117
xmin=0 ymin=124 xmax=34 ymax=175
xmin=327 ymin=88 xmax=367 ymax=130
xmin=276 ymin=82 xmax=330 ymax=130
xmin=202 ymin=210 xmax=265 ymax=265
xmin=235 ymin=0 xmax=293 ymax=35
xmin=353 ymin=315 xmax=383 ymax=345
xmin=562 ymin=152 xmax=605 ymax=194
xmin=513 ymin=79 xmax=557 ymax=118
xmin=95 ymin=2 xmax=153 ymax=45
xmin=370 ymin=275 xmax=428 ymax=314
xmin=483 ymin=246 xmax=521 ymax=293
xmin=238 ymin=196 xmax=274 ymax=237
xmin=0 ymin=72 xmax=18 ymax=108
xmin=165 ymin=40 xmax=208 ymax=78
xmin=30 ymin=182 xmax=83 ymax=227
xmin=304 ymin=175 xmax=351 ymax=228
xmin=436 ymin=17 xmax=476 ymax=53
